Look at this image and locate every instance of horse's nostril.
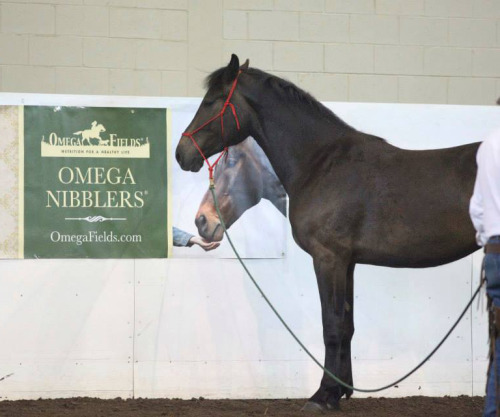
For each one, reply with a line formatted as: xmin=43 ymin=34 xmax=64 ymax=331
xmin=195 ymin=214 xmax=207 ymax=230
xmin=196 ymin=214 xmax=207 ymax=227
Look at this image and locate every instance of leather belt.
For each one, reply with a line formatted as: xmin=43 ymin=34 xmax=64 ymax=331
xmin=485 ymin=242 xmax=500 ymax=254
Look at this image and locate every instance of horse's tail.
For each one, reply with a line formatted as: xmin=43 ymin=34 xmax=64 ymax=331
xmin=73 ymin=131 xmax=82 ymax=135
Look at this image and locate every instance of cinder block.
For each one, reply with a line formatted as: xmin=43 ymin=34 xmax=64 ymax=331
xmin=297 ymin=73 xmax=348 ymax=101
xmin=350 ymin=14 xmax=399 ymax=44
xmin=55 ymin=67 xmax=109 ymax=95
xmin=110 ymin=8 xmax=187 ymax=41
xmin=14 ymin=0 xmax=81 ymax=4
xmin=473 ymin=0 xmax=500 ymax=18
xmin=188 ymin=0 xmax=224 ymax=95
xmin=56 ymin=5 xmax=109 ymax=37
xmin=109 ymin=69 xmax=137 ymax=95
xmin=161 ymin=71 xmax=188 ymax=96
xmin=349 ymin=74 xmax=398 ymax=102
xmin=299 ymin=13 xmax=349 ymax=43
xmin=448 ymin=77 xmax=497 ymax=105
xmin=2 ymin=66 xmax=55 ymax=93
xmin=400 ymin=17 xmax=448 ymax=45
xmin=84 ymin=38 xmax=136 ymax=69
xmin=223 ymin=40 xmax=273 ymax=70
xmin=109 ymin=69 xmax=162 ymax=96
xmin=274 ymin=42 xmax=323 ymax=72
xmin=424 ymin=47 xmax=472 ymax=76
xmin=326 ymin=0 xmax=375 ymax=14
xmin=224 ymin=0 xmax=273 ymax=10
xmin=0 ymin=35 xmax=29 ymax=65
xmin=248 ymin=11 xmax=299 ymax=41
xmin=86 ymin=0 xmax=187 ymax=7
xmin=325 ymin=44 xmax=374 ymax=74
xmin=1 ymin=3 xmax=55 ymax=34
xmin=136 ymin=40 xmax=188 ymax=71
xmin=128 ymin=0 xmax=187 ymax=9
xmin=274 ymin=0 xmax=324 ymax=12
xmin=30 ymin=36 xmax=83 ymax=67
xmin=449 ymin=18 xmax=497 ymax=47
xmin=424 ymin=0 xmax=473 ymax=18
xmin=375 ymin=0 xmax=424 ymax=15
xmin=473 ymin=48 xmax=500 ymax=77
xmin=134 ymin=70 xmax=162 ymax=96
xmin=398 ymin=76 xmax=447 ymax=103
xmin=224 ymin=11 xmax=247 ymax=39
xmin=375 ymin=45 xmax=424 ymax=75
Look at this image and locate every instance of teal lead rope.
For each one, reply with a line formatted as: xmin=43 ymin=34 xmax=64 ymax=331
xmin=210 ymin=184 xmax=485 ymax=393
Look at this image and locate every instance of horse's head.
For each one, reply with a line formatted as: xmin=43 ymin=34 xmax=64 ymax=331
xmin=176 ymin=54 xmax=252 ymax=173
xmin=194 ymin=138 xmax=266 ymax=242
xmin=97 ymin=124 xmax=106 ymax=133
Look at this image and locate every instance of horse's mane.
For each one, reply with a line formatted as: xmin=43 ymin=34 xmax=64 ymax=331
xmin=205 ymin=67 xmax=353 ymax=129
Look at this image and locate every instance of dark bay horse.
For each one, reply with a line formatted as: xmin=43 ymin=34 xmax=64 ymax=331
xmin=176 ymin=55 xmax=480 ymax=412
xmin=195 ymin=137 xmax=286 ymax=242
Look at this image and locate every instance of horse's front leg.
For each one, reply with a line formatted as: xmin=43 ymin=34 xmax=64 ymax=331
xmin=303 ymin=252 xmax=354 ymax=413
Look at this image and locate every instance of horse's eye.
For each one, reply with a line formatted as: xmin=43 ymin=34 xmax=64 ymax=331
xmin=227 ymin=159 xmax=237 ymax=167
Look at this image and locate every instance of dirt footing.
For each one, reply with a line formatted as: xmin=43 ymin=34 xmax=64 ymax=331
xmin=0 ymin=395 xmax=484 ymax=417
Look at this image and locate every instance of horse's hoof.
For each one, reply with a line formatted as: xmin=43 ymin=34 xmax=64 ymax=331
xmin=301 ymin=401 xmax=327 ymax=413
xmin=326 ymin=399 xmax=340 ymax=411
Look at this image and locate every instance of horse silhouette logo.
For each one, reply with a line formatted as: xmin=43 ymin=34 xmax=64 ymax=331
xmin=74 ymin=121 xmax=106 ymax=145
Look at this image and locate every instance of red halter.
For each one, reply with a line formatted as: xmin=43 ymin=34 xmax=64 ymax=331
xmin=182 ymin=70 xmax=242 ymax=181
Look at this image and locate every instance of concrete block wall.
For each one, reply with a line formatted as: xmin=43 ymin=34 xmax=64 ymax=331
xmin=0 ymin=0 xmax=499 ymax=104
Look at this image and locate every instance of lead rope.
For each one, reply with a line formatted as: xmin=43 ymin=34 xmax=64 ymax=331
xmin=210 ymin=184 xmax=484 ymax=393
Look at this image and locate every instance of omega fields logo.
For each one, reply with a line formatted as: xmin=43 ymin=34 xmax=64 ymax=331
xmin=41 ymin=120 xmax=150 ymax=158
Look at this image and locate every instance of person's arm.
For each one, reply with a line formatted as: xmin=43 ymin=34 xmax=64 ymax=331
xmin=470 ymin=137 xmax=500 ymax=247
xmin=173 ymin=227 xmax=221 ymax=251
xmin=173 ymin=226 xmax=194 ymax=247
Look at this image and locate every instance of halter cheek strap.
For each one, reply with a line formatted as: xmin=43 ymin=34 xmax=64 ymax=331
xmin=182 ymin=70 xmax=243 ymax=182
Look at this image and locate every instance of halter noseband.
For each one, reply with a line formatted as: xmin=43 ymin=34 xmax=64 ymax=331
xmin=182 ymin=70 xmax=243 ymax=182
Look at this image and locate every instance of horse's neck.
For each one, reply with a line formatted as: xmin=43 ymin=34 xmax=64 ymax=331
xmin=249 ymin=103 xmax=351 ymax=195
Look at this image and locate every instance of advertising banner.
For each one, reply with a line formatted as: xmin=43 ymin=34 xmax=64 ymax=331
xmin=0 ymin=100 xmax=288 ymax=260
xmin=20 ymin=106 xmax=170 ymax=258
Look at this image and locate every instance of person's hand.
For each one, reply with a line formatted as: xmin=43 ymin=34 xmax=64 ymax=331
xmin=189 ymin=236 xmax=221 ymax=251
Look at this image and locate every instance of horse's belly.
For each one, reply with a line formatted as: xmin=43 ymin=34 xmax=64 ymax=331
xmin=355 ymin=236 xmax=478 ymax=268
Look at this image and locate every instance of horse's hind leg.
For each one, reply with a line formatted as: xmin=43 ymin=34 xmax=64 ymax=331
xmin=303 ymin=253 xmax=353 ymax=413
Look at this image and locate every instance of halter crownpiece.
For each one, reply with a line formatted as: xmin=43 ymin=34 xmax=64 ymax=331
xmin=182 ymin=70 xmax=243 ymax=182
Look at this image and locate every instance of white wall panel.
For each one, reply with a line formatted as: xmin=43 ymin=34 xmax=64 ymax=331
xmin=0 ymin=259 xmax=135 ymax=399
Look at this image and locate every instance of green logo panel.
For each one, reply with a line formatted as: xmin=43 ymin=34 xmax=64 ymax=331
xmin=24 ymin=106 xmax=169 ymax=258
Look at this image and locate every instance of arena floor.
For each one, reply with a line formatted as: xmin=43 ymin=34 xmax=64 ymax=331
xmin=0 ymin=396 xmax=484 ymax=416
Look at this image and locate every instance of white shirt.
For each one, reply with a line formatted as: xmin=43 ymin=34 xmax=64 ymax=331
xmin=469 ymin=128 xmax=500 ymax=246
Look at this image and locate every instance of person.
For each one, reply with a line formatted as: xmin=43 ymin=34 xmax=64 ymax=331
xmin=172 ymin=226 xmax=220 ymax=251
xmin=470 ymin=127 xmax=500 ymax=417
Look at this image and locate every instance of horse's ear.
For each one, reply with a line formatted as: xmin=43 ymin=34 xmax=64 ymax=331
xmin=240 ymin=59 xmax=249 ymax=70
xmin=225 ymin=54 xmax=240 ymax=82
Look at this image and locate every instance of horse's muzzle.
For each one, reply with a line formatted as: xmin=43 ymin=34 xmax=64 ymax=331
xmin=175 ymin=141 xmax=204 ymax=172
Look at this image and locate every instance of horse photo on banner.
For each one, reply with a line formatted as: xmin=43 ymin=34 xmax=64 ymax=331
xmin=0 ymin=105 xmax=172 ymax=259
xmin=170 ymin=105 xmax=288 ymax=259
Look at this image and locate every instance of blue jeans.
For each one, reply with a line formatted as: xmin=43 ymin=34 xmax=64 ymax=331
xmin=484 ymin=236 xmax=500 ymax=417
